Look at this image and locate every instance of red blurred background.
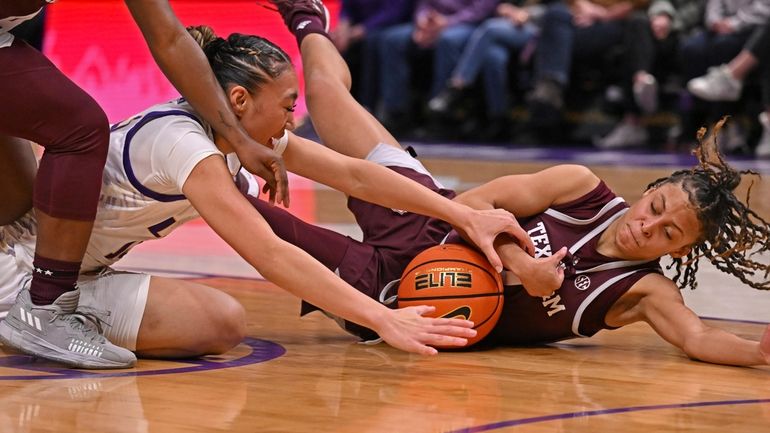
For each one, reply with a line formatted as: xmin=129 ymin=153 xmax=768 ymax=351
xmin=43 ymin=0 xmax=341 ymax=123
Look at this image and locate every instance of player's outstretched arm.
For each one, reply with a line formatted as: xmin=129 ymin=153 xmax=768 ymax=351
xmin=183 ymin=156 xmax=475 ymax=354
xmin=633 ymin=274 xmax=769 ymax=366
xmin=282 ymin=134 xmax=532 ymax=272
xmin=123 ymin=0 xmax=289 ymax=206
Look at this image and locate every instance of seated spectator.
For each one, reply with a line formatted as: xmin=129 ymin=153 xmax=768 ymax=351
xmin=526 ymin=0 xmax=650 ymax=129
xmin=330 ymin=0 xmax=414 ymax=111
xmin=595 ymin=0 xmax=704 ymax=149
xmin=426 ymin=0 xmax=546 ymax=142
xmin=677 ymin=0 xmax=770 ymax=152
xmin=376 ymin=0 xmax=498 ymax=136
xmin=687 ymin=18 xmax=770 ymax=158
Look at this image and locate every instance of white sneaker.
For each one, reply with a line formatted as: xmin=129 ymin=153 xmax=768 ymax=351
xmin=0 ymin=287 xmax=136 ymax=369
xmin=633 ymin=72 xmax=658 ymax=114
xmin=595 ymin=121 xmax=649 ymax=149
xmin=687 ymin=65 xmax=743 ymax=101
xmin=756 ymin=112 xmax=770 ymax=158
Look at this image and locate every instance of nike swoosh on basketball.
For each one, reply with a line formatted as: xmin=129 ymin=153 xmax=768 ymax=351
xmin=440 ymin=306 xmax=471 ymax=320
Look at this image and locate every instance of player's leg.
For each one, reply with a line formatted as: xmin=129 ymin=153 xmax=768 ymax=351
xmin=240 ymin=191 xmax=376 ymax=290
xmin=270 ymin=0 xmax=401 ymax=158
xmin=301 ymin=33 xmax=402 ymax=157
xmin=77 ymin=271 xmax=246 ymax=358
xmin=0 ymin=135 xmax=35 ymax=226
xmin=0 ymin=40 xmax=131 ymax=369
xmin=0 ymin=39 xmax=108 ymax=305
xmin=135 ymin=277 xmax=246 ymax=357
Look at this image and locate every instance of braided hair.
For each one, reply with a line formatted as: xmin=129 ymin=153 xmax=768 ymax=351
xmin=647 ymin=117 xmax=770 ymax=290
xmin=187 ymin=25 xmax=292 ymax=94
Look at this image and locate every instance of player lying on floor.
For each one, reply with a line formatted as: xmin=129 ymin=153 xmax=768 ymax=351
xmin=247 ymin=0 xmax=770 ymax=366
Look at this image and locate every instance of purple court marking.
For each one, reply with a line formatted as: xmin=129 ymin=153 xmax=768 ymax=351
xmin=446 ymin=398 xmax=770 ymax=433
xmin=0 ymin=337 xmax=284 ymax=380
xmin=408 ymin=143 xmax=770 ymax=174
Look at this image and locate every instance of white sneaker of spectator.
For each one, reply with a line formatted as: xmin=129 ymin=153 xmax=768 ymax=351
xmin=687 ymin=65 xmax=743 ymax=101
xmin=594 ymin=121 xmax=648 ymax=149
xmin=757 ymin=112 xmax=770 ymax=158
xmin=633 ymin=72 xmax=658 ymax=114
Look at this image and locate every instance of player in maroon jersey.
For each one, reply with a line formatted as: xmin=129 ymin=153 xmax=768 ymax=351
xmin=254 ymin=0 xmax=770 ymax=366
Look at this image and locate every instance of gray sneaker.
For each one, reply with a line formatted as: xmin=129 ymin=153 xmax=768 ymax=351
xmin=687 ymin=65 xmax=743 ymax=101
xmin=0 ymin=287 xmax=136 ymax=369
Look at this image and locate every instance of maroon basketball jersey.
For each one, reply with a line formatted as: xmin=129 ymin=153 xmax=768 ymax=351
xmin=487 ymin=181 xmax=662 ymax=345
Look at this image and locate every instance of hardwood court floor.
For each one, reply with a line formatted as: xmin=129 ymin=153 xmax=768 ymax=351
xmin=1 ymin=154 xmax=769 ymax=433
xmin=2 ymin=278 xmax=768 ymax=433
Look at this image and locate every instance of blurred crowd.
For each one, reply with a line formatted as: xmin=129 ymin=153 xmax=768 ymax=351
xmin=330 ymin=0 xmax=770 ymax=157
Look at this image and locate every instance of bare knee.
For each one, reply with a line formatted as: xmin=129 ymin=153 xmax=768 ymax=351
xmin=304 ymin=69 xmax=351 ymax=104
xmin=203 ymin=297 xmax=247 ymax=355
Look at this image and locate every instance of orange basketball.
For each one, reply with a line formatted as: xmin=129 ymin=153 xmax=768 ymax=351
xmin=397 ymin=244 xmax=504 ymax=348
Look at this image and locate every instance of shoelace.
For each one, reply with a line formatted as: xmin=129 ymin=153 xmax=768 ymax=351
xmin=74 ymin=306 xmax=112 ymax=336
xmin=42 ymin=307 xmax=111 ymax=344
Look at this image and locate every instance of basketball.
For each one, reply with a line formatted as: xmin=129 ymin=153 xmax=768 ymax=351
xmin=397 ymin=244 xmax=504 ymax=348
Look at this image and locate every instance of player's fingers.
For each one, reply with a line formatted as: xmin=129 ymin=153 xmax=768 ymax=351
xmin=480 ymin=244 xmax=504 ymax=274
xmin=421 ymin=333 xmax=468 ymax=348
xmin=428 ymin=324 xmax=476 ymax=338
xmin=410 ymin=305 xmax=436 ymax=316
xmin=549 ymin=247 xmax=568 ymax=265
xmin=508 ymin=225 xmax=534 ymax=255
xmin=416 ymin=344 xmax=439 ymax=356
xmin=271 ymin=159 xmax=290 ymax=207
xmin=430 ymin=317 xmax=475 ymax=328
xmin=759 ymin=324 xmax=770 ymax=362
xmin=260 ymin=174 xmax=277 ymax=206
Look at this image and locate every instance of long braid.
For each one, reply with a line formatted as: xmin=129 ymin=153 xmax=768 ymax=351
xmin=648 ymin=117 xmax=770 ymax=290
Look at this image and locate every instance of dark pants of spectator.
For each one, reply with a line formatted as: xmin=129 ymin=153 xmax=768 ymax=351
xmin=534 ymin=2 xmax=625 ymax=87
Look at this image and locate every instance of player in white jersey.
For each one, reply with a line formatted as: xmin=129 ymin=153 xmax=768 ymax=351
xmin=0 ymin=0 xmax=291 ymax=369
xmin=1 ymin=23 xmax=534 ymax=359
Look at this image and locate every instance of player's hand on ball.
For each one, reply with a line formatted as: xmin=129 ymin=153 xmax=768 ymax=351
xmin=376 ymin=306 xmax=476 ymax=355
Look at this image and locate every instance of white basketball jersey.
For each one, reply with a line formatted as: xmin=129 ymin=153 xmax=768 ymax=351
xmin=82 ymin=99 xmax=242 ymax=272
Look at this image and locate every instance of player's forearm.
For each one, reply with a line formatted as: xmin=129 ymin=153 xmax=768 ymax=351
xmin=494 ymin=235 xmax=533 ymax=275
xmin=250 ymin=240 xmax=387 ymax=331
xmin=124 ymin=0 xmax=252 ymax=149
xmin=683 ymin=328 xmax=767 ymax=366
xmin=346 ymin=160 xmax=473 ymax=228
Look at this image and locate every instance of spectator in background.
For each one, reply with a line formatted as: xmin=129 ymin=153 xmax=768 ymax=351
xmin=426 ymin=0 xmax=547 ymax=142
xmin=376 ymin=0 xmax=498 ymax=135
xmin=595 ymin=0 xmax=704 ymax=149
xmin=330 ymin=0 xmax=414 ymax=111
xmin=526 ymin=0 xmax=650 ymax=129
xmin=687 ymin=18 xmax=770 ymax=158
xmin=677 ymin=0 xmax=770 ymax=151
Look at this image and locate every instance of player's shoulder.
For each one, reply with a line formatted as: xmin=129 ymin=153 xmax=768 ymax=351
xmin=541 ymin=165 xmax=602 ymax=205
xmin=133 ymin=100 xmax=211 ymax=143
